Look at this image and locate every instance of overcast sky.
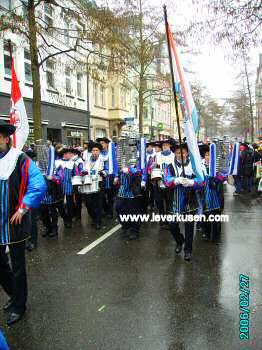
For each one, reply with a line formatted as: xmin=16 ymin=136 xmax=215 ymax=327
xmin=98 ymin=0 xmax=261 ymax=100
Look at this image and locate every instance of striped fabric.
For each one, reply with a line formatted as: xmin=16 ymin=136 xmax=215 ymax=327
xmin=118 ymin=173 xmax=134 ymax=198
xmin=62 ymin=168 xmax=73 ymax=195
xmin=0 ymin=180 xmax=10 ymax=245
xmin=203 ymin=176 xmax=221 ymax=212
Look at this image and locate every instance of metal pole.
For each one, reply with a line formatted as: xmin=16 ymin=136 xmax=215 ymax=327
xmin=163 ymin=5 xmax=185 ymax=175
xmin=86 ymin=53 xmax=91 ymax=140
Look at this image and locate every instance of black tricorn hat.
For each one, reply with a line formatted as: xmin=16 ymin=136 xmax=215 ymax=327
xmin=198 ymin=142 xmax=210 ymax=157
xmin=0 ymin=120 xmax=16 ymax=135
xmin=90 ymin=142 xmax=102 ymax=151
xmin=152 ymin=141 xmax=162 ymax=148
xmin=172 ymin=142 xmax=188 ymax=152
xmin=96 ymin=137 xmax=110 ymax=144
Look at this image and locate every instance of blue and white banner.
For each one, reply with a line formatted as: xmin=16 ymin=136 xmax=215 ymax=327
xmin=209 ymin=143 xmax=216 ymax=177
xmin=229 ymin=142 xmax=240 ymax=176
xmin=46 ymin=145 xmax=55 ymax=177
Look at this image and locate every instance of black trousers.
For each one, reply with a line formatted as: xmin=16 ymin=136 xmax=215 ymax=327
xmin=115 ymin=196 xmax=144 ymax=234
xmin=0 ymin=241 xmax=27 ymax=313
xmin=74 ymin=192 xmax=82 ymax=219
xmin=29 ymin=207 xmax=38 ymax=246
xmin=40 ymin=202 xmax=66 ymax=229
xmin=144 ymin=182 xmax=155 ymax=212
xmin=103 ymin=188 xmax=115 ymax=217
xmin=202 ymin=209 xmax=221 ymax=241
xmin=84 ymin=192 xmax=103 ymax=225
xmin=154 ymin=187 xmax=174 ymax=217
xmin=170 ymin=220 xmax=195 ymax=253
xmin=65 ymin=195 xmax=75 ymax=223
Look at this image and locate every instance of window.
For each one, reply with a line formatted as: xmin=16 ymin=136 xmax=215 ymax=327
xmin=4 ymin=40 xmax=12 ymax=76
xmin=100 ymin=85 xmax=105 ymax=107
xmin=121 ymin=88 xmax=126 ymax=108
xmin=44 ymin=3 xmax=53 ymax=30
xmin=24 ymin=49 xmax=32 ymax=82
xmin=46 ymin=60 xmax=55 ymax=89
xmin=111 ymin=87 xmax=115 ymax=107
xmin=144 ymin=107 xmax=148 ymax=119
xmin=96 ymin=128 xmax=106 ymax=138
xmin=64 ymin=21 xmax=70 ymax=46
xmin=77 ymin=73 xmax=83 ymax=98
xmin=0 ymin=0 xmax=11 ymax=10
xmin=65 ymin=67 xmax=72 ymax=94
xmin=93 ymin=82 xmax=98 ymax=105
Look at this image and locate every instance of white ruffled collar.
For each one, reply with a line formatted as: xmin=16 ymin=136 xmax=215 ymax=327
xmin=0 ymin=147 xmax=23 ymax=180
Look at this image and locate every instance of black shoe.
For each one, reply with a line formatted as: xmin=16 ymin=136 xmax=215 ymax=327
xmin=26 ymin=242 xmax=35 ymax=252
xmin=7 ymin=312 xmax=24 ymax=326
xmin=95 ymin=223 xmax=101 ymax=230
xmin=175 ymin=244 xmax=183 ymax=254
xmin=129 ymin=232 xmax=139 ymax=240
xmin=3 ymin=299 xmax=13 ymax=312
xmin=42 ymin=227 xmax=52 ymax=237
xmin=202 ymin=234 xmax=210 ymax=241
xmin=184 ymin=252 xmax=192 ymax=261
xmin=64 ymin=221 xmax=72 ymax=229
xmin=48 ymin=231 xmax=58 ymax=238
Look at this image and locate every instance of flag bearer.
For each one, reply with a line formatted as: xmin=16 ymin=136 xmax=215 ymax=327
xmin=164 ymin=143 xmax=202 ymax=261
xmin=0 ymin=121 xmax=46 ymax=325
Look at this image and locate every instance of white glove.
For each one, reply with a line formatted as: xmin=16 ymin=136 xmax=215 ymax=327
xmin=174 ymin=177 xmax=184 ymax=185
xmin=141 ymin=181 xmax=146 ymax=188
xmin=113 ymin=177 xmax=119 ymax=185
xmin=181 ymin=178 xmax=194 ymax=187
xmin=122 ymin=167 xmax=129 ymax=174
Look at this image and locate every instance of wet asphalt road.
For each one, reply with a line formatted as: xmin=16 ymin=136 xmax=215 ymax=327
xmin=0 ymin=185 xmax=261 ymax=350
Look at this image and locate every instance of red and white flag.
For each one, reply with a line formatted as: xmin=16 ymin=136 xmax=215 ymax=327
xmin=10 ymin=57 xmax=29 ymax=149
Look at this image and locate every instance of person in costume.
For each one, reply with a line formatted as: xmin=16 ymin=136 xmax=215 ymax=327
xmin=97 ymin=137 xmax=119 ymax=219
xmin=40 ymin=143 xmax=67 ymax=237
xmin=154 ymin=139 xmax=175 ymax=226
xmin=164 ymin=143 xmax=202 ymax=261
xmin=0 ymin=121 xmax=46 ymax=325
xmin=55 ymin=148 xmax=77 ymax=228
xmin=115 ymin=138 xmax=147 ymax=240
xmin=229 ymin=142 xmax=242 ymax=195
xmin=71 ymin=148 xmax=84 ymax=221
xmin=144 ymin=141 xmax=156 ymax=212
xmin=82 ymin=143 xmax=105 ymax=230
xmin=200 ymin=143 xmax=225 ymax=242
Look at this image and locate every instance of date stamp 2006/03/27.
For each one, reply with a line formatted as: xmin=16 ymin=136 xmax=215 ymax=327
xmin=239 ymin=274 xmax=250 ymax=340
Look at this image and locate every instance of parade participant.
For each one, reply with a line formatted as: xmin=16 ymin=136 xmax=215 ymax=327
xmin=39 ymin=143 xmax=67 ymax=237
xmin=241 ymin=143 xmax=254 ymax=193
xmin=96 ymin=137 xmax=119 ymax=218
xmin=82 ymin=143 xmax=105 ymax=230
xmin=154 ymin=139 xmax=175 ymax=225
xmin=164 ymin=143 xmax=202 ymax=261
xmin=200 ymin=143 xmax=225 ymax=242
xmin=82 ymin=140 xmax=94 ymax=162
xmin=229 ymin=142 xmax=242 ymax=195
xmin=55 ymin=148 xmax=76 ymax=228
xmin=71 ymin=148 xmax=84 ymax=221
xmin=115 ymin=139 xmax=147 ymax=240
xmin=144 ymin=141 xmax=156 ymax=212
xmin=0 ymin=120 xmax=46 ymax=325
xmin=151 ymin=141 xmax=164 ymax=215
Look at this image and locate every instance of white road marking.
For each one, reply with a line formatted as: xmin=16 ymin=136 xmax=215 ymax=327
xmin=77 ymin=224 xmax=122 ymax=255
